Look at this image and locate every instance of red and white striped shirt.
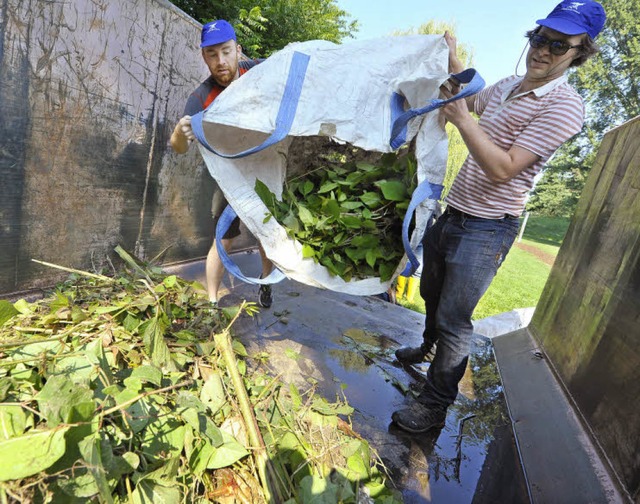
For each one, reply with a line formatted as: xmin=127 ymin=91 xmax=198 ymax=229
xmin=446 ymin=75 xmax=584 ymax=218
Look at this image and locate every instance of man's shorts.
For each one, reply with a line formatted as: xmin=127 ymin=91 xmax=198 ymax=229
xmin=212 ymin=190 xmax=241 ymax=239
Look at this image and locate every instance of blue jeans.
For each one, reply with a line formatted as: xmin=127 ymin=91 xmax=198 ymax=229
xmin=418 ymin=209 xmax=519 ymax=410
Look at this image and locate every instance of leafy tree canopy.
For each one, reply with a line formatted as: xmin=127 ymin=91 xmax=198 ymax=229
xmin=570 ymin=0 xmax=640 ymax=140
xmin=170 ymin=0 xmax=358 ymax=56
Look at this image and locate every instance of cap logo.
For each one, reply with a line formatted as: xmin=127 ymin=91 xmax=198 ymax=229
xmin=561 ymin=2 xmax=586 ymax=13
xmin=206 ymin=22 xmax=220 ymax=33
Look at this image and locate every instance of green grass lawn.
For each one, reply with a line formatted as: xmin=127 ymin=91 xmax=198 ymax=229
xmin=398 ymin=214 xmax=571 ymax=320
xmin=519 ymin=214 xmax=570 ymax=246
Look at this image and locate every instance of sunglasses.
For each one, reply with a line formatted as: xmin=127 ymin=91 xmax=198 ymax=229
xmin=528 ymin=33 xmax=582 ymax=56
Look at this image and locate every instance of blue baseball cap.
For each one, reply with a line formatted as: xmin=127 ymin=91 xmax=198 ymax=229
xmin=201 ymin=20 xmax=236 ymax=48
xmin=536 ymin=1 xmax=606 ymax=39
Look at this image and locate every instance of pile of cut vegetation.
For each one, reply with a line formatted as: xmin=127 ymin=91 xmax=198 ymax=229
xmin=256 ymin=149 xmax=418 ymax=282
xmin=0 ymin=248 xmax=401 ymax=503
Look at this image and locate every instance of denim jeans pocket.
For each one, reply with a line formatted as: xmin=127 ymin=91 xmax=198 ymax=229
xmin=460 ymin=217 xmax=497 ymax=234
xmin=455 ymin=217 xmax=518 ymax=270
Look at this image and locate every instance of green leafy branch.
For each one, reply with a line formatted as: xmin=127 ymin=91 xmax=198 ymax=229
xmin=256 ymin=150 xmax=418 ymax=282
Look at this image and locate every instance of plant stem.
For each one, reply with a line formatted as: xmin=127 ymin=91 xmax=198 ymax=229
xmin=215 ymin=330 xmax=283 ymax=503
xmin=31 ymin=259 xmax=114 ymax=282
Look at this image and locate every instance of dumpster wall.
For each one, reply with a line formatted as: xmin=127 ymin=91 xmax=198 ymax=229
xmin=0 ymin=0 xmax=249 ymax=296
xmin=532 ymin=116 xmax=640 ymax=502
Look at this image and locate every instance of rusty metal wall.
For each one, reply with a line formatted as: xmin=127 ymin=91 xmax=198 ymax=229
xmin=0 ymin=0 xmax=252 ymax=296
xmin=532 ymin=116 xmax=640 ymax=502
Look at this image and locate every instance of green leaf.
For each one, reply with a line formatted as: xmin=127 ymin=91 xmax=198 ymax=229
xmin=200 ymin=372 xmax=226 ymax=414
xmin=35 ymin=375 xmax=95 ymax=426
xmin=255 ymin=179 xmax=277 ymax=212
xmin=0 ymin=405 xmax=27 ymax=440
xmin=141 ymin=417 xmax=185 ymax=463
xmin=297 ymin=204 xmax=315 ymax=227
xmin=162 ymin=275 xmax=177 ymax=288
xmin=55 ymin=471 xmax=99 ymax=498
xmin=345 ymin=248 xmax=366 ymax=262
xmin=340 ymin=201 xmax=363 ymax=210
xmin=285 ymin=349 xmax=301 ymax=361
xmin=301 ymin=180 xmax=314 ymax=196
xmin=0 ymin=301 xmax=19 ymax=326
xmin=299 ymin=475 xmax=339 ymax=504
xmin=141 ymin=315 xmax=171 ymax=367
xmin=360 ymin=192 xmax=382 ymax=207
xmin=52 ymin=353 xmax=99 ymax=382
xmin=340 ymin=215 xmax=362 ymax=229
xmin=379 ymin=262 xmax=396 ymax=282
xmin=205 ymin=430 xmax=248 ymax=469
xmin=0 ymin=427 xmax=69 ymax=481
xmin=278 ymin=431 xmax=301 ymax=452
xmin=125 ymin=396 xmax=153 ymax=433
xmin=94 ymin=305 xmax=123 ymax=314
xmin=231 ymin=338 xmax=248 ymax=357
xmin=79 ymin=435 xmax=114 ymax=504
xmin=333 ymin=232 xmax=346 ymax=244
xmin=180 ymin=408 xmax=223 ymax=447
xmin=130 ymin=365 xmax=163 ymax=387
xmin=351 ymin=234 xmax=379 ymax=248
xmin=366 ymin=249 xmax=378 ymax=268
xmin=355 ymin=162 xmax=377 ymax=172
xmin=317 ymin=181 xmax=339 ymax=194
xmin=310 ymin=397 xmax=354 ymax=416
xmin=347 ymin=452 xmax=370 ymax=479
xmin=322 ymin=198 xmax=341 ymax=219
xmin=376 ymin=180 xmax=408 ymax=201
xmin=13 ymin=299 xmax=33 ymax=315
xmin=8 ymin=340 xmax=62 ymax=363
xmin=189 ymin=438 xmax=213 ymax=474
xmin=302 ymin=244 xmax=316 ymax=259
xmin=282 ymin=212 xmax=301 ymax=233
xmin=289 ymin=383 xmax=303 ymax=409
xmin=132 ymin=479 xmax=181 ymax=504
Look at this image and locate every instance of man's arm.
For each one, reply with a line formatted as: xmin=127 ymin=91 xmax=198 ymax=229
xmin=170 ymin=115 xmax=195 ymax=154
xmin=440 ymin=85 xmax=540 ymax=183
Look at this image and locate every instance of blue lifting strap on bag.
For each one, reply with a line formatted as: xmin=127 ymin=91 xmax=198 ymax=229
xmin=399 ymin=180 xmax=443 ymax=277
xmin=389 ymin=68 xmax=485 ymax=150
xmin=215 ymin=205 xmax=287 ymax=285
xmin=191 ymin=51 xmax=310 ymax=159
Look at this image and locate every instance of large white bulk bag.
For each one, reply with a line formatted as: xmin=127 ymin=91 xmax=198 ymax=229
xmin=191 ymin=36 xmax=483 ymax=295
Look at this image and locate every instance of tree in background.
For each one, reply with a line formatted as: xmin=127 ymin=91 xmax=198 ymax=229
xmin=571 ymin=0 xmax=640 ymax=140
xmin=170 ymin=0 xmax=358 ymax=56
xmin=393 ymin=21 xmax=474 ymax=196
xmin=527 ymin=0 xmax=639 ymax=217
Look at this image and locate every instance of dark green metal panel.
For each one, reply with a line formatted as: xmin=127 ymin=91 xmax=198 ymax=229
xmin=531 ymin=117 xmax=640 ymax=502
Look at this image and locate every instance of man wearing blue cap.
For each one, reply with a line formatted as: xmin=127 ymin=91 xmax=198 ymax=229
xmin=170 ymin=20 xmax=274 ymax=308
xmin=392 ymin=0 xmax=606 ymax=433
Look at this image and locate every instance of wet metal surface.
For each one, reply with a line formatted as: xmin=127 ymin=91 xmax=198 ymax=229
xmin=166 ymin=252 xmax=529 ymax=503
xmin=494 ymin=328 xmax=625 ymax=504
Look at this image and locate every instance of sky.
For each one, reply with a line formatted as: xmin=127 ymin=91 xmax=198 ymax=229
xmin=336 ymin=0 xmax=563 ymax=86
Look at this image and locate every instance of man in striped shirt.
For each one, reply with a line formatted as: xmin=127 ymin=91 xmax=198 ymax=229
xmin=392 ymin=0 xmax=606 ymax=434
xmin=170 ymin=20 xmax=274 ymax=309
